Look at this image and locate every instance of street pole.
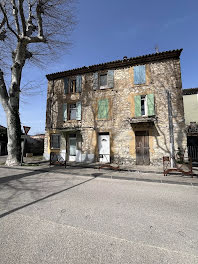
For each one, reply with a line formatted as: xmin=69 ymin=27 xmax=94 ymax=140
xmin=166 ymin=90 xmax=175 ymax=168
xmin=21 ymin=126 xmax=31 ymax=166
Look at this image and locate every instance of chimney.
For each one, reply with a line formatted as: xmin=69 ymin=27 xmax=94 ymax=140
xmin=155 ymin=45 xmax=159 ymax=53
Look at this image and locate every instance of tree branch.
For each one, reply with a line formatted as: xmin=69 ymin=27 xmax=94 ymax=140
xmin=24 ymin=35 xmax=46 ymax=43
xmin=0 ymin=16 xmax=6 ymax=30
xmin=11 ymin=0 xmax=21 ymax=35
xmin=36 ymin=0 xmax=44 ymax=38
xmin=0 ymin=3 xmax=19 ymax=39
xmin=0 ymin=69 xmax=9 ymax=109
xmin=18 ymin=0 xmax=26 ymax=36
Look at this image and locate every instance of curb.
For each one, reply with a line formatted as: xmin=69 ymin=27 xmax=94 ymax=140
xmin=92 ymin=174 xmax=198 ymax=187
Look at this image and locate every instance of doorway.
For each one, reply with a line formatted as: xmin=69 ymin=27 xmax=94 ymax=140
xmin=69 ymin=134 xmax=77 ymax=162
xmin=98 ymin=133 xmax=110 ymax=163
xmin=135 ymin=131 xmax=150 ymax=165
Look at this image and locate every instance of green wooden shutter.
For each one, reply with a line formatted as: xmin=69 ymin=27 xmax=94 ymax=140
xmin=107 ymin=70 xmax=114 ymax=88
xmin=135 ymin=95 xmax=141 ymax=117
xmin=76 ymin=75 xmax=82 ymax=92
xmin=147 ymin=93 xmax=155 ymax=116
xmin=98 ymin=99 xmax=109 ymax=119
xmin=63 ymin=103 xmax=67 ymax=121
xmin=93 ymin=72 xmax=98 ymax=90
xmin=76 ymin=101 xmax=81 ymax=120
xmin=64 ymin=78 xmax=69 ymax=94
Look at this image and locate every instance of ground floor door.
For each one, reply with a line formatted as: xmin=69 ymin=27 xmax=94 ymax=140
xmin=135 ymin=131 xmax=150 ymax=165
xmin=69 ymin=135 xmax=77 ymax=162
xmin=98 ymin=133 xmax=110 ymax=163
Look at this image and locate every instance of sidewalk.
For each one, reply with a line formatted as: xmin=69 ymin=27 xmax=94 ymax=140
xmin=0 ymin=157 xmax=198 ymax=186
xmin=56 ymin=162 xmax=198 ymax=186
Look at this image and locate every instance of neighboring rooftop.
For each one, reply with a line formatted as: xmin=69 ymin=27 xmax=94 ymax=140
xmin=183 ymin=88 xmax=198 ymax=95
xmin=46 ymin=49 xmax=183 ymax=80
xmin=0 ymin=125 xmax=6 ymax=130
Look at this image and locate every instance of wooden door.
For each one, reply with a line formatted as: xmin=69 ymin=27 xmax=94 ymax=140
xmin=135 ymin=131 xmax=150 ymax=165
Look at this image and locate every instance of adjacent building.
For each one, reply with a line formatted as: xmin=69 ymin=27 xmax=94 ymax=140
xmin=183 ymin=88 xmax=198 ymax=125
xmin=183 ymin=88 xmax=198 ymax=161
xmin=0 ymin=125 xmax=7 ymax=156
xmin=44 ymin=49 xmax=186 ymax=165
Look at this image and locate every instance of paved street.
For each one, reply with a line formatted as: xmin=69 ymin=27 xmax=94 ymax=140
xmin=0 ymin=166 xmax=198 ymax=263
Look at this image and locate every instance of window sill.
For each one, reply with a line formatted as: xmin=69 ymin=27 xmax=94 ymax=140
xmin=50 ymin=148 xmax=60 ymax=150
xmin=63 ymin=120 xmax=81 ymax=122
xmin=95 ymin=87 xmax=114 ymax=91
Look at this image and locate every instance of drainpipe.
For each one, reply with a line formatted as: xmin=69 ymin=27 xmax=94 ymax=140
xmin=166 ymin=90 xmax=175 ymax=168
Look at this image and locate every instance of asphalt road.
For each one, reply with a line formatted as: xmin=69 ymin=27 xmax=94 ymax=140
xmin=0 ymin=167 xmax=198 ymax=263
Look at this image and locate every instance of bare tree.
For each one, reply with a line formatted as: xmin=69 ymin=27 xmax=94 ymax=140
xmin=0 ymin=0 xmax=75 ymax=166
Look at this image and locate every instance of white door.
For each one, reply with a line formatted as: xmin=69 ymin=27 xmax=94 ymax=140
xmin=98 ymin=134 xmax=110 ymax=163
xmin=69 ymin=137 xmax=76 ymax=161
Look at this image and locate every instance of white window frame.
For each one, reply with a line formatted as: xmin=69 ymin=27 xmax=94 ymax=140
xmin=69 ymin=103 xmax=77 ymax=120
xmin=141 ymin=95 xmax=148 ymax=116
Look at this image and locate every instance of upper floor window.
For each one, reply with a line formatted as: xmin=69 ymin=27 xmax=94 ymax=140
xmin=50 ymin=134 xmax=60 ymax=149
xmin=134 ymin=65 xmax=146 ymax=85
xmin=99 ymin=73 xmax=107 ymax=89
xmin=63 ymin=102 xmax=81 ymax=121
xmin=69 ymin=103 xmax=77 ymax=120
xmin=98 ymin=99 xmax=109 ymax=119
xmin=93 ymin=70 xmax=114 ymax=90
xmin=135 ymin=94 xmax=154 ymax=117
xmin=64 ymin=75 xmax=82 ymax=94
xmin=70 ymin=79 xmax=77 ymax=93
xmin=141 ymin=95 xmax=147 ymax=116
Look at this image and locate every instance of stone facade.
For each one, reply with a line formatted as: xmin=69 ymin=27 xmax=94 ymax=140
xmin=44 ymin=49 xmax=187 ymax=165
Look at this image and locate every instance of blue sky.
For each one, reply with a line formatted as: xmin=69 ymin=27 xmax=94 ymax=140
xmin=0 ymin=0 xmax=198 ymax=134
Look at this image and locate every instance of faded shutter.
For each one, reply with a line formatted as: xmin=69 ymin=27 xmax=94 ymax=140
xmin=93 ymin=72 xmax=98 ymax=90
xmin=107 ymin=70 xmax=114 ymax=88
xmin=147 ymin=93 xmax=155 ymax=116
xmin=134 ymin=65 xmax=146 ymax=84
xmin=134 ymin=95 xmax=141 ymax=117
xmin=64 ymin=78 xmax=69 ymax=94
xmin=63 ymin=103 xmax=67 ymax=121
xmin=98 ymin=99 xmax=109 ymax=119
xmin=76 ymin=101 xmax=82 ymax=120
xmin=76 ymin=75 xmax=82 ymax=93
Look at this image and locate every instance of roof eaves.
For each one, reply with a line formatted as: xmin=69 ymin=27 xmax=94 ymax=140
xmin=46 ymin=49 xmax=183 ymax=80
xmin=183 ymin=88 xmax=198 ymax=95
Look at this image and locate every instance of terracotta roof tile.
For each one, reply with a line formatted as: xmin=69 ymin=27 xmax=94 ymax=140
xmin=46 ymin=49 xmax=183 ymax=80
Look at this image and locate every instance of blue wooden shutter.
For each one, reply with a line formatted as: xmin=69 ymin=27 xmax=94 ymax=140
xmin=134 ymin=65 xmax=146 ymax=84
xmin=147 ymin=94 xmax=155 ymax=116
xmin=76 ymin=101 xmax=81 ymax=120
xmin=107 ymin=70 xmax=114 ymax=88
xmin=64 ymin=78 xmax=69 ymax=94
xmin=76 ymin=75 xmax=82 ymax=93
xmin=93 ymin=72 xmax=98 ymax=90
xmin=134 ymin=95 xmax=141 ymax=117
xmin=63 ymin=103 xmax=67 ymax=121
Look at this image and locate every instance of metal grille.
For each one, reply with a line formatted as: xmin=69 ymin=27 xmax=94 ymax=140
xmin=188 ymin=146 xmax=198 ymax=161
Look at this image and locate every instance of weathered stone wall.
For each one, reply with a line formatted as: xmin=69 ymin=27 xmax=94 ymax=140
xmin=44 ymin=57 xmax=186 ymax=165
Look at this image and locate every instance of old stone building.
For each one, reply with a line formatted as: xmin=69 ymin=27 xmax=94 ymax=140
xmin=44 ymin=49 xmax=186 ymax=165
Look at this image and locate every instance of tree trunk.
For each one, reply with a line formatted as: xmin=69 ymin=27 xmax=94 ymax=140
xmin=5 ymin=106 xmax=21 ymax=166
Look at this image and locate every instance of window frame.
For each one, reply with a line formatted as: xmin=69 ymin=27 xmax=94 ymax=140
xmin=99 ymin=73 xmax=108 ymax=89
xmin=68 ymin=103 xmax=77 ymax=120
xmin=50 ymin=134 xmax=60 ymax=149
xmin=141 ymin=95 xmax=148 ymax=116
xmin=70 ymin=78 xmax=77 ymax=93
